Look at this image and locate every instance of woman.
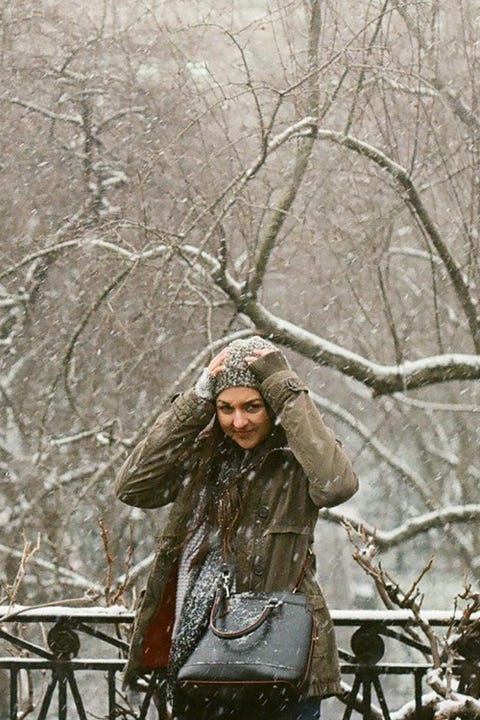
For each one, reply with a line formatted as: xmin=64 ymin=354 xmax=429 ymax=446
xmin=115 ymin=336 xmax=358 ymax=719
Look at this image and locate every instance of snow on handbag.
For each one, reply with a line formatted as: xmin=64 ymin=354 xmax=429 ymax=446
xmin=177 ymin=581 xmax=316 ymax=705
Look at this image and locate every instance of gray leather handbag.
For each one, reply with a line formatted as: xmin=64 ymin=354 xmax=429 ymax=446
xmin=177 ymin=587 xmax=315 ymax=705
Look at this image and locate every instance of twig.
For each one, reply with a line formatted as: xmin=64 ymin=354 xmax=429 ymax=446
xmin=0 ymin=594 xmax=100 ymax=624
xmin=98 ymin=517 xmax=114 ymax=604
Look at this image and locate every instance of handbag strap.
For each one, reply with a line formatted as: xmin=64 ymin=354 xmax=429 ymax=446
xmin=292 ymin=546 xmax=315 ymax=592
xmin=209 ymin=590 xmax=283 ymax=640
xmin=208 ymin=550 xmax=313 ymax=641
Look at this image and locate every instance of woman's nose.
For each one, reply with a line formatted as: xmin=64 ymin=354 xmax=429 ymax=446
xmin=233 ymin=411 xmax=248 ymax=428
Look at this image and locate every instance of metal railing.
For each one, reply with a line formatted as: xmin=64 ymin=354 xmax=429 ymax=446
xmin=0 ymin=606 xmax=475 ymax=719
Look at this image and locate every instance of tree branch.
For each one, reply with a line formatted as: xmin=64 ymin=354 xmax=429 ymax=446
xmin=0 ymin=543 xmax=102 ymax=594
xmin=238 ymin=297 xmax=480 ymax=394
xmin=10 ymin=98 xmax=83 ymax=126
xmin=5 ymin=237 xmax=480 ymax=394
xmin=315 ymin=128 xmax=480 ymax=352
xmin=322 ymin=505 xmax=480 ymax=552
xmin=246 ymin=0 xmax=321 ymax=297
xmin=390 ymin=0 xmax=480 ymax=134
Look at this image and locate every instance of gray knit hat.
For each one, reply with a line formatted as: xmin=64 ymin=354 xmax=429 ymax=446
xmin=214 ymin=335 xmax=277 ymax=397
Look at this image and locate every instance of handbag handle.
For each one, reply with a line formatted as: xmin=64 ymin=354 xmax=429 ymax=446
xmin=209 ymin=593 xmax=283 ymax=640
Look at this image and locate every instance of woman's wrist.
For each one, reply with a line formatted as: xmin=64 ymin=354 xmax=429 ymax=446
xmin=194 ymin=367 xmax=216 ymax=401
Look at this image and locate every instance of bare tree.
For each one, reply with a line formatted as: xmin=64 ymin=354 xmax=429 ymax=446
xmin=0 ymin=0 xmax=479 ymax=609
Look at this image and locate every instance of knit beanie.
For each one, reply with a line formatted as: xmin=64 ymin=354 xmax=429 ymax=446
xmin=214 ymin=336 xmax=278 ymax=397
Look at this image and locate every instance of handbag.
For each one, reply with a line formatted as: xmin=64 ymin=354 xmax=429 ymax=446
xmin=177 ymin=581 xmax=315 ymax=706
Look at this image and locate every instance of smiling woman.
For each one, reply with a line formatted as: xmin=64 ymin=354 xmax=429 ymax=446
xmin=215 ymin=387 xmax=272 ymax=449
xmin=114 ymin=335 xmax=358 ymax=720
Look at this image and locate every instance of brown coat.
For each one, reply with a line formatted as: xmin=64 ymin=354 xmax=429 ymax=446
xmin=115 ymin=352 xmax=358 ymax=698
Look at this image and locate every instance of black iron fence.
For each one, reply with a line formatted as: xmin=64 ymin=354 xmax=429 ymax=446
xmin=0 ymin=605 xmax=474 ymax=719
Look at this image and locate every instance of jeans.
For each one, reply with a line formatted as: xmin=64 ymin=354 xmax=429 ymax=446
xmin=172 ymin=695 xmax=321 ymax=720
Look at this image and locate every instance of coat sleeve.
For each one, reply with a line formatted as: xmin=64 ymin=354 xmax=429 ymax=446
xmin=114 ymin=388 xmax=215 ymax=508
xmin=252 ymin=352 xmax=358 ymax=508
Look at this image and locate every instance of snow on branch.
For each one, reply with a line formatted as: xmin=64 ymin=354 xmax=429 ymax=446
xmin=310 ymin=391 xmax=434 ymax=504
xmin=372 ymin=506 xmax=480 ymax=551
xmin=3 ymin=236 xmax=479 ymax=395
xmin=240 ymin=299 xmax=480 ymax=394
xmin=321 ymin=505 xmax=480 ymax=551
xmin=0 ymin=542 xmax=103 ymax=595
xmin=0 ymin=236 xmax=219 ymax=283
xmin=245 ymin=115 xmax=317 ymax=178
xmin=96 ymin=106 xmax=146 ymax=133
xmin=10 ymin=98 xmax=83 ymax=126
xmin=377 ymin=75 xmax=438 ymax=98
xmin=434 ymin=695 xmax=480 ymax=719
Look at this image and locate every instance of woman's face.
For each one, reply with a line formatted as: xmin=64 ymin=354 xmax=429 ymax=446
xmin=215 ymin=387 xmax=272 ymax=449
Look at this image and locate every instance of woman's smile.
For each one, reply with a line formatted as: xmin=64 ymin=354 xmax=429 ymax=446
xmin=215 ymin=387 xmax=272 ymax=449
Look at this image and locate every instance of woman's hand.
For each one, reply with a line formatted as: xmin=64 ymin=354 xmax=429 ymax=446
xmin=244 ymin=347 xmax=275 ymax=365
xmin=194 ymin=349 xmax=229 ymax=401
xmin=207 ymin=348 xmax=229 ymax=377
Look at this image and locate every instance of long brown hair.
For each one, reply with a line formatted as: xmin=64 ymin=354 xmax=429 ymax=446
xmin=185 ymin=416 xmax=283 ymax=566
